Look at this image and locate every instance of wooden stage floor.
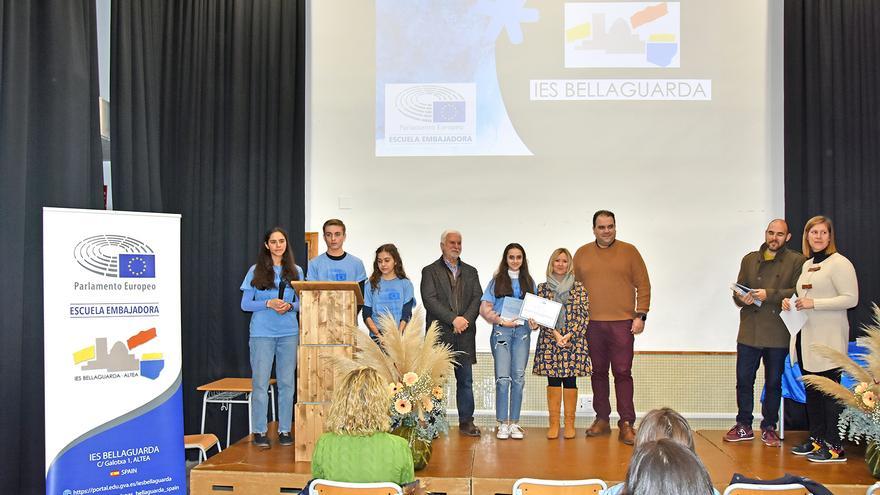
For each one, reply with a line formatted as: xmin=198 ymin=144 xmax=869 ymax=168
xmin=190 ymin=425 xmax=878 ymax=495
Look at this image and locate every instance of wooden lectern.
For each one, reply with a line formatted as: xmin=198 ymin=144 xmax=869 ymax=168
xmin=291 ymin=281 xmax=363 ymax=462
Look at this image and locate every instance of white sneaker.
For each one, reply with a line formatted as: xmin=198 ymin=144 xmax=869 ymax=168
xmin=509 ymin=423 xmax=524 ymax=439
xmin=496 ymin=422 xmax=510 ymax=439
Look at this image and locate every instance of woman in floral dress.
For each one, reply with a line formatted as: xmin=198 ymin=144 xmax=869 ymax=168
xmin=532 ymin=248 xmax=591 ymax=439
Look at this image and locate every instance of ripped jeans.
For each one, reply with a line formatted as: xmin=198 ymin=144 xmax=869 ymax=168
xmin=490 ymin=324 xmax=531 ymax=422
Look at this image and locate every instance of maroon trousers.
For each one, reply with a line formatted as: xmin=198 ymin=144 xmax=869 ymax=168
xmin=587 ymin=320 xmax=636 ymax=423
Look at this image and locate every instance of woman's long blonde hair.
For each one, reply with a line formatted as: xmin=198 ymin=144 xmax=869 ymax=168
xmin=325 ymin=367 xmax=390 ymax=435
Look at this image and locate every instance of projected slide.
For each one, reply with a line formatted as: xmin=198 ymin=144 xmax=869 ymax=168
xmin=375 ymin=0 xmax=536 ymax=157
xmin=565 ymin=2 xmax=681 ymax=68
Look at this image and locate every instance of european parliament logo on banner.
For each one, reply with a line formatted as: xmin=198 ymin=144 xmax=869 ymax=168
xmin=119 ymin=254 xmax=156 ymax=278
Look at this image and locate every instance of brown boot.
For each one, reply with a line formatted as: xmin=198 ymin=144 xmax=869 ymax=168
xmin=585 ymin=418 xmax=611 ymax=437
xmin=563 ymin=388 xmax=578 ymax=439
xmin=618 ymin=420 xmax=636 ymax=445
xmin=546 ymin=386 xmax=562 ymax=439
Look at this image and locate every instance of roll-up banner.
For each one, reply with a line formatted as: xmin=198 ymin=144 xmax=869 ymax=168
xmin=43 ymin=208 xmax=185 ymax=495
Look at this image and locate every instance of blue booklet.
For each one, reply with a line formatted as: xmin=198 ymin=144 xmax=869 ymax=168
xmin=499 ymin=296 xmax=524 ymax=322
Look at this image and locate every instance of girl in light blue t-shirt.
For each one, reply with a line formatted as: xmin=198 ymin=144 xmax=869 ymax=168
xmin=480 ymin=243 xmax=538 ymax=440
xmin=363 ymin=244 xmax=416 ymax=340
xmin=240 ymin=227 xmax=302 ymax=450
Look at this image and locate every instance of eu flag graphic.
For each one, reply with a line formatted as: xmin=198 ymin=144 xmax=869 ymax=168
xmin=432 ymin=101 xmax=466 ymax=123
xmin=119 ymin=254 xmax=156 ymax=278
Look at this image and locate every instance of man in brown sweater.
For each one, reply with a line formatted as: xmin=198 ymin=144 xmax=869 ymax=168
xmin=725 ymin=219 xmax=805 ymax=447
xmin=573 ymin=210 xmax=650 ymax=445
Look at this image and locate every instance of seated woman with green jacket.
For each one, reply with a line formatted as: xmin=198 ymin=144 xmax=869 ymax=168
xmin=312 ymin=367 xmax=415 ymax=485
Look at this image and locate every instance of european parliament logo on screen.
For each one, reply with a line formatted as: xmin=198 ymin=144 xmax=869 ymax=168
xmin=73 ymin=234 xmax=156 ymax=278
xmin=383 ymin=83 xmax=476 ymax=152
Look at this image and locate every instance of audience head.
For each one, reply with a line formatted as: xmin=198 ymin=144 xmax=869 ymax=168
xmin=545 ymin=247 xmax=573 ymax=278
xmin=326 ymin=367 xmax=390 ymax=436
xmin=623 ymin=439 xmax=714 ymax=495
xmin=635 ymin=407 xmax=695 ymax=452
xmin=802 ymin=215 xmax=837 ymax=256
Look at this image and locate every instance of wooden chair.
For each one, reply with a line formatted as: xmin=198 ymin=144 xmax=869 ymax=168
xmin=513 ymin=478 xmax=608 ymax=495
xmin=867 ymin=482 xmax=880 ymax=495
xmin=309 ymin=480 xmax=403 ymax=495
xmin=723 ymin=483 xmax=811 ymax=495
xmin=183 ymin=433 xmax=221 ymax=464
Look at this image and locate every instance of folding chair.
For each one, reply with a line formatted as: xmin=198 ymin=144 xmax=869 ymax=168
xmin=183 ymin=433 xmax=222 ymax=464
xmin=309 ymin=479 xmax=404 ymax=495
xmin=723 ymin=483 xmax=811 ymax=495
xmin=513 ymin=478 xmax=608 ymax=495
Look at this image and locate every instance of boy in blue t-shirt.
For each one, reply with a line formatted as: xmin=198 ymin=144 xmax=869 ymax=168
xmin=306 ymin=219 xmax=367 ymax=294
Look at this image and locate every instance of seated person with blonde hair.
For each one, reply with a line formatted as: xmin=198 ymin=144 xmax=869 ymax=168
xmin=311 ymin=367 xmax=415 ymax=486
xmin=601 ymin=408 xmax=719 ymax=495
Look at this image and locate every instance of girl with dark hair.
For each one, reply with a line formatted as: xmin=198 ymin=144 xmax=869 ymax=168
xmin=240 ymin=227 xmax=303 ymax=450
xmin=363 ymin=244 xmax=417 ymax=340
xmin=480 ymin=243 xmax=538 ymax=440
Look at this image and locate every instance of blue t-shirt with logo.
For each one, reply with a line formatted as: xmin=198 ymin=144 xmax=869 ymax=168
xmin=306 ymin=252 xmax=367 ymax=282
xmin=364 ymin=277 xmax=416 ymax=325
xmin=240 ymin=264 xmax=303 ymax=337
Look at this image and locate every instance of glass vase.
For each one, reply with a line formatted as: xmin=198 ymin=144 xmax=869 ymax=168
xmin=866 ymin=442 xmax=880 ymax=478
xmin=391 ymin=425 xmax=433 ymax=471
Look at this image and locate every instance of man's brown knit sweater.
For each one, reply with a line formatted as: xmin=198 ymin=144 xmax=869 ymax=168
xmin=572 ymin=240 xmax=651 ymax=321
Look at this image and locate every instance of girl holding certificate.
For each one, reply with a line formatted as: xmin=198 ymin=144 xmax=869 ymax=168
xmin=532 ymin=248 xmax=591 ymax=439
xmin=480 ymin=243 xmax=538 ymax=440
xmin=363 ymin=244 xmax=416 ymax=342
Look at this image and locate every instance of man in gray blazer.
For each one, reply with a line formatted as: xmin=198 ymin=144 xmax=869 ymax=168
xmin=421 ymin=229 xmax=483 ymax=436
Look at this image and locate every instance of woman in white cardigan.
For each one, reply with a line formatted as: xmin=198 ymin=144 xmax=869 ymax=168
xmin=782 ymin=215 xmax=858 ymax=463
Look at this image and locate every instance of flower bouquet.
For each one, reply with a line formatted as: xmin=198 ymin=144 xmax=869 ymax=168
xmin=330 ymin=308 xmax=456 ymax=469
xmin=802 ymin=305 xmax=880 ymax=476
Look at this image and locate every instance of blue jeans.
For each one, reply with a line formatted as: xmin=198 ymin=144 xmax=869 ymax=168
xmin=735 ymin=342 xmax=787 ymax=429
xmin=491 ymin=324 xmax=531 ymax=422
xmin=454 ymin=359 xmax=475 ymax=423
xmin=250 ymin=335 xmax=298 ymax=434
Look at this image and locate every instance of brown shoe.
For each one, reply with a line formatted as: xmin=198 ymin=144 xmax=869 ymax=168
xmin=459 ymin=420 xmax=481 ymax=437
xmin=618 ymin=420 xmax=636 ymax=445
xmin=585 ymin=418 xmax=611 ymax=437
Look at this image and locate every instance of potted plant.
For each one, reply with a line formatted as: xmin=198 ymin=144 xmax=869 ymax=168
xmin=330 ymin=309 xmax=456 ymax=470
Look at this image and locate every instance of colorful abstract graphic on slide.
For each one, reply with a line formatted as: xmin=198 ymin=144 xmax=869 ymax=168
xmin=565 ymin=2 xmax=681 ymax=68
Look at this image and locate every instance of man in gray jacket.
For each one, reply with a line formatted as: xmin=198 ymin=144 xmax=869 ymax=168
xmin=725 ymin=219 xmax=806 ymax=446
xmin=421 ymin=230 xmax=483 ymax=436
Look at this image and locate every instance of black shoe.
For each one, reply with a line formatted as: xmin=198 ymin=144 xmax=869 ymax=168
xmin=278 ymin=432 xmax=293 ymax=446
xmin=790 ymin=437 xmax=821 ymax=456
xmin=459 ymin=420 xmax=481 ymax=437
xmin=807 ymin=444 xmax=846 ymax=463
xmin=252 ymin=432 xmax=271 ymax=449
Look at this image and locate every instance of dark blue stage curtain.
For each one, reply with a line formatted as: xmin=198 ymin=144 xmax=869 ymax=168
xmin=784 ymin=0 xmax=880 ymax=337
xmin=0 ymin=1 xmax=104 ymax=493
xmin=111 ymin=0 xmax=307 ymax=449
